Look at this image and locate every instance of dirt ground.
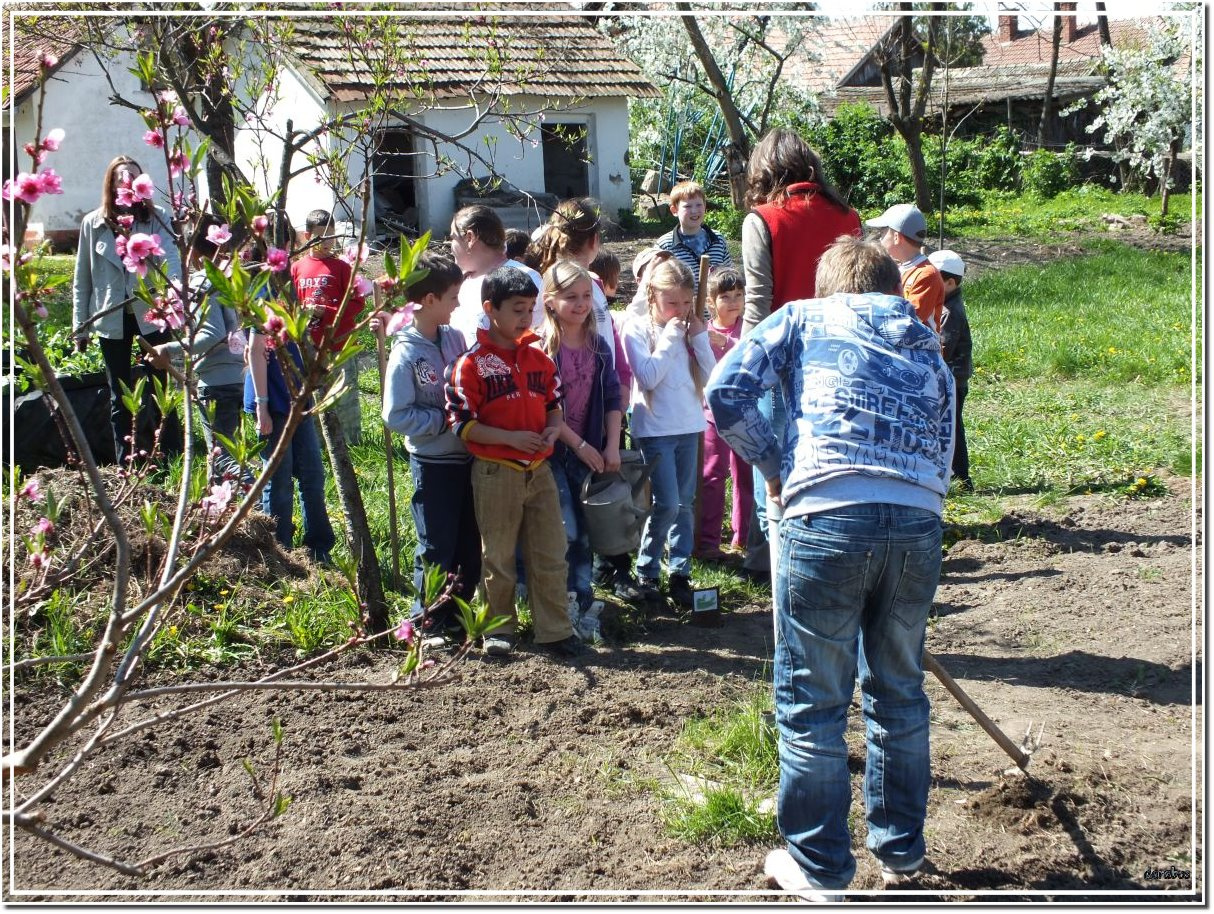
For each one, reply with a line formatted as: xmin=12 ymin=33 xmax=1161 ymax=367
xmin=7 ymin=228 xmax=1201 ymax=903
xmin=8 ymin=474 xmax=1200 ymax=902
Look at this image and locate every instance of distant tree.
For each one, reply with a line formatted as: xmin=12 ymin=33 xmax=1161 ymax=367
xmin=1039 ymin=2 xmax=1065 ymax=146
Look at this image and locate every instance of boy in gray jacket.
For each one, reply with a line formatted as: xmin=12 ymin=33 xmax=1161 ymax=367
xmin=382 ymin=252 xmax=480 ymax=642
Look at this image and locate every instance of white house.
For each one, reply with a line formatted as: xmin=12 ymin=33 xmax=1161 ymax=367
xmin=7 ymin=12 xmax=658 ymax=247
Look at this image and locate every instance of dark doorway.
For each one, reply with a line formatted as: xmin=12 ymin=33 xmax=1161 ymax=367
xmin=541 ymin=123 xmax=590 ymax=200
xmin=371 ymin=129 xmax=418 ymax=239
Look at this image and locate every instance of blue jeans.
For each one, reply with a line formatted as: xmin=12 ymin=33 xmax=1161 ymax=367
xmin=635 ymin=432 xmax=699 ymax=579
xmin=261 ymin=412 xmax=336 ymax=561
xmin=774 ymin=504 xmax=942 ymax=890
xmin=408 ymin=456 xmax=481 ymax=625
xmin=549 ymin=445 xmax=593 ymax=608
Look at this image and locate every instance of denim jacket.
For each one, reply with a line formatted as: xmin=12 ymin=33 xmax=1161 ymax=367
xmin=706 ymin=292 xmax=955 ymax=514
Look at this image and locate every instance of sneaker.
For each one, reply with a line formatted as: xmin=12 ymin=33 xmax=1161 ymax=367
xmin=575 ymin=600 xmax=605 ymax=643
xmin=421 ymin=631 xmax=450 ymax=650
xmin=482 ymin=634 xmax=515 ymax=657
xmin=668 ymin=573 xmax=694 ymax=608
xmin=611 ymin=571 xmax=645 ymax=603
xmin=566 ymin=591 xmax=583 ymax=628
xmin=537 ymin=634 xmax=588 ymax=658
xmin=693 ymin=547 xmax=729 ymax=563
xmin=637 ymin=577 xmax=662 ymax=603
xmin=764 ymin=848 xmax=843 ymax=904
xmin=880 ymin=857 xmax=923 ymax=887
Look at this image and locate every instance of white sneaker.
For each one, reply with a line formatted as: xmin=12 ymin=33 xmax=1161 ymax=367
xmin=880 ymin=857 xmax=923 ymax=887
xmin=575 ymin=599 xmax=604 ymax=643
xmin=763 ymin=848 xmax=843 ymax=904
xmin=482 ymin=634 xmax=515 ymax=657
xmin=566 ymin=591 xmax=583 ymax=628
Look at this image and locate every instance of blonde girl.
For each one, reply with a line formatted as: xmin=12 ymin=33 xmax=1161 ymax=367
xmin=541 ymin=260 xmax=622 ymax=626
xmin=621 ymin=258 xmax=716 ymax=608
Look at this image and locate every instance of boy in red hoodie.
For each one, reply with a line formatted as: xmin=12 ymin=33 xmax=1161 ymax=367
xmin=292 ymin=209 xmax=366 ymax=443
xmin=446 ymin=266 xmax=585 ymax=659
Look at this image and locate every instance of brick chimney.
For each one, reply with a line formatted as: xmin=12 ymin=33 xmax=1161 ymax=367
xmin=1059 ymin=2 xmax=1078 ymax=43
xmin=997 ymin=14 xmax=1017 ymax=41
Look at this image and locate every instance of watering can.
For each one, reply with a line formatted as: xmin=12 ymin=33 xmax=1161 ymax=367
xmin=580 ymin=450 xmax=660 ymax=556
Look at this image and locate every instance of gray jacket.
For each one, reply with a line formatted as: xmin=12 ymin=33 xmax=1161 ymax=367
xmin=72 ymin=206 xmax=181 ymax=339
xmin=156 ymin=271 xmax=246 ymax=392
xmin=382 ymin=323 xmax=469 ymax=463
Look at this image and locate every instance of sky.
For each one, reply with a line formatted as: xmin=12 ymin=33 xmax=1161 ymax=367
xmin=814 ymin=0 xmax=1186 ymax=28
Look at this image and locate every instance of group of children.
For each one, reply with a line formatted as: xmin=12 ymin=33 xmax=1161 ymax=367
xmin=384 ymin=183 xmax=755 ymax=659
xmin=172 ymin=179 xmax=972 ymax=661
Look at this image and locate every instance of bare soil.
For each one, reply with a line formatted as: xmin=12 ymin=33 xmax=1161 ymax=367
xmin=7 ymin=230 xmax=1201 ymax=902
xmin=8 ymin=476 xmax=1200 ymax=902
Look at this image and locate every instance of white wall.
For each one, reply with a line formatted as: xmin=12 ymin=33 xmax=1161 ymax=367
xmin=10 ymin=47 xmax=169 ymax=241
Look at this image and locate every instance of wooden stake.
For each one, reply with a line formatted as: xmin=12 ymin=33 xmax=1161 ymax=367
xmin=373 ymin=286 xmax=401 ymax=592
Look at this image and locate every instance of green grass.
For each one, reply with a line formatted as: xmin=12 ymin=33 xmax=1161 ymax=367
xmin=943 ymin=186 xmax=1199 ymax=241
xmin=963 ymin=240 xmax=1197 ymax=495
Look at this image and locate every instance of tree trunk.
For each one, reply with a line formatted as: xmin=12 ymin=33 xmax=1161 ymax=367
xmin=1160 ymin=137 xmax=1180 ymax=217
xmin=318 ymin=410 xmax=390 ymax=635
xmin=1039 ymin=4 xmax=1064 ymax=146
xmin=877 ymin=6 xmax=938 ymax=212
xmin=676 ymin=4 xmax=752 ymax=209
xmin=904 ymin=127 xmax=932 ymax=213
xmin=1096 ymin=2 xmax=1113 ymax=47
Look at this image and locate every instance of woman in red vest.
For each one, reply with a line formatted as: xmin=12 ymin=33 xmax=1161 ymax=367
xmin=739 ymin=129 xmax=861 ymax=581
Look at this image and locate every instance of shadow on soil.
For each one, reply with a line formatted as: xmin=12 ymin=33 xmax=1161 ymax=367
xmin=948 ymin=510 xmax=1191 ymax=553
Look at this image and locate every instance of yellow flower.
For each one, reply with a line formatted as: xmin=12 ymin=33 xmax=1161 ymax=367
xmin=1076 ymin=434 xmax=1085 ymax=443
xmin=185 ymin=582 xmax=196 ymax=591
xmin=168 ymin=625 xmax=178 ymax=637
xmin=283 ymin=594 xmax=296 ymax=604
xmin=1135 ymin=477 xmax=1148 ymax=488
xmin=1108 ymin=346 xmax=1117 ymax=354
xmin=219 ymin=589 xmax=230 ymax=596
xmin=214 ymin=602 xmax=226 ymax=610
xmin=1093 ymin=430 xmax=1106 ymax=441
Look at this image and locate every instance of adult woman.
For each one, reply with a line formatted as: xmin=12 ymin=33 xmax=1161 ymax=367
xmin=447 ymin=204 xmax=543 ymax=343
xmin=740 ymin=129 xmax=860 ymax=578
xmin=73 ymin=155 xmax=182 ymax=464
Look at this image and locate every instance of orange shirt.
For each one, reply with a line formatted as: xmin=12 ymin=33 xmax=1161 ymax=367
xmin=900 ymin=258 xmax=945 ymax=333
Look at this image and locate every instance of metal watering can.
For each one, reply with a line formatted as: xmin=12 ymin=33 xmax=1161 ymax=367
xmin=580 ymin=450 xmax=660 ymax=556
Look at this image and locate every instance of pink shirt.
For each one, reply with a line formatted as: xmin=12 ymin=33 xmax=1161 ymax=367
xmin=559 ymin=342 xmax=595 ymax=439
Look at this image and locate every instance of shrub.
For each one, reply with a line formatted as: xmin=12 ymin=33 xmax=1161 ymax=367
xmin=972 ymin=126 xmax=1022 ymax=191
xmin=1022 ymin=145 xmax=1081 ymax=199
xmin=805 ymin=102 xmax=912 ymax=210
xmin=706 ymin=195 xmax=746 ymax=239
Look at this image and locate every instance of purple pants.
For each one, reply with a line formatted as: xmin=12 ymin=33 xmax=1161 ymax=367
xmin=698 ymin=421 xmax=754 ymax=553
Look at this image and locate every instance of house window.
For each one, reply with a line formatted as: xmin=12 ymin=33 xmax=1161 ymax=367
xmin=541 ymin=123 xmax=590 ymax=200
xmin=371 ymin=129 xmax=418 ymax=239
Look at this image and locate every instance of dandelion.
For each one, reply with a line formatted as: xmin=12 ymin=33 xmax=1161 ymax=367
xmin=282 ymin=594 xmax=295 ymax=604
xmin=1108 ymin=346 xmax=1117 ymax=355
xmin=1135 ymin=477 xmax=1148 ymax=489
xmin=214 ymin=603 xmax=227 ymax=610
xmin=1093 ymin=430 xmax=1106 ymax=441
xmin=219 ymin=589 xmax=230 ymax=596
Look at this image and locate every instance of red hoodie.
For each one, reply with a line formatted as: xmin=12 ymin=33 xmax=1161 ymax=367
xmin=445 ymin=329 xmax=563 ymax=470
xmin=292 ymin=254 xmax=365 ymax=351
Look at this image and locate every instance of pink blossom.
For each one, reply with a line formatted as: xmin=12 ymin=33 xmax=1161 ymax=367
xmin=131 ymin=173 xmax=155 ymax=201
xmin=39 ymin=51 xmax=57 ymax=69
xmin=29 ymin=549 xmax=48 ymax=570
xmin=206 ymin=223 xmax=232 ymax=245
xmin=120 ymin=232 xmax=164 ymax=276
xmin=262 ymin=314 xmax=285 ymax=335
xmin=342 ymin=242 xmax=369 ymax=266
xmin=143 ymin=129 xmax=165 ymax=149
xmin=116 ymin=214 xmax=135 ymax=231
xmin=0 ymin=244 xmax=14 ymax=272
xmin=36 ymin=170 xmax=62 ymax=195
xmin=168 ymin=152 xmax=188 ymax=177
xmin=385 ymin=304 xmax=418 ymax=336
xmin=156 ymin=88 xmax=178 ymax=105
xmin=41 ymin=128 xmax=64 ymax=151
xmin=146 ymin=288 xmax=186 ymax=332
xmin=114 ymin=178 xmax=137 ymax=208
xmin=265 ymin=247 xmax=289 ymax=272
xmin=252 ymin=214 xmax=269 ymax=235
xmin=33 ymin=303 xmax=48 ymax=320
xmin=200 ymin=480 xmax=233 ymax=519
xmin=393 ymin=618 xmax=415 ymax=643
xmin=354 ymin=275 xmax=374 ymax=298
xmin=31 ymin=517 xmax=54 ymax=536
xmin=171 ymin=105 xmax=191 ymax=127
xmin=20 ymin=478 xmax=43 ymax=502
xmin=3 ymin=173 xmax=43 ymax=204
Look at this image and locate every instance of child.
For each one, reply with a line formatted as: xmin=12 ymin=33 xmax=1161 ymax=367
xmin=292 ymin=209 xmax=366 ymax=444
xmin=625 ymin=247 xmax=674 ymax=319
xmin=541 ymin=260 xmax=622 ymax=637
xmin=449 ymin=204 xmax=544 ymax=342
xmin=928 ymin=249 xmax=973 ymax=492
xmin=656 ymin=180 xmax=732 ymax=284
xmin=445 ymin=265 xmax=585 ymax=658
xmin=589 ymin=249 xmax=621 ymax=303
xmin=504 ymin=227 xmax=533 ymax=264
xmin=621 ymin=258 xmax=717 ymax=608
xmin=696 ymin=267 xmax=754 ymax=560
xmin=865 ymin=203 xmax=944 ymax=333
xmin=146 ymin=215 xmax=247 ymax=485
xmin=383 ymin=252 xmax=481 ymax=642
xmin=245 ymin=232 xmax=336 ymax=564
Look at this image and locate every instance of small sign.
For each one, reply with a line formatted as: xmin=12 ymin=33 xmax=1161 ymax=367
xmin=691 ymin=587 xmax=720 ymax=626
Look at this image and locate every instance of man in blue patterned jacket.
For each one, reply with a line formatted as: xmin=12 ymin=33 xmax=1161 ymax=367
xmin=706 ymin=235 xmax=954 ymax=902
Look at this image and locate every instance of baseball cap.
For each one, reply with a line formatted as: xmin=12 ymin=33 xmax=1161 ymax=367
xmin=928 ymin=249 xmax=966 ymax=278
xmin=865 ymin=204 xmax=927 ymax=242
xmin=631 ymin=247 xmax=672 ymax=280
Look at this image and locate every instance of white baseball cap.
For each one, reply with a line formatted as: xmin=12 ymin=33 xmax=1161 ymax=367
xmin=928 ymin=249 xmax=966 ymax=278
xmin=865 ymin=203 xmax=928 ymax=242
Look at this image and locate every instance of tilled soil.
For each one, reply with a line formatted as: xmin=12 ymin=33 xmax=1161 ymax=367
xmin=8 ymin=477 xmax=1200 ymax=902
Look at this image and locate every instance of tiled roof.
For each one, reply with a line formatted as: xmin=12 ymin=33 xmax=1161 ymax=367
xmin=4 ymin=17 xmax=85 ymax=104
xmin=284 ymin=12 xmax=659 ymax=103
xmin=980 ymin=18 xmax=1148 ymax=67
xmin=780 ymin=16 xmax=897 ymax=93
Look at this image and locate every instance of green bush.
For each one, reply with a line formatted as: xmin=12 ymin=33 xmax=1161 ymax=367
xmin=1022 ymin=145 xmax=1081 ymax=199
xmin=972 ymin=126 xmax=1022 ymax=191
xmin=805 ymin=102 xmax=912 ymax=210
xmin=706 ymin=195 xmax=746 ymax=240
